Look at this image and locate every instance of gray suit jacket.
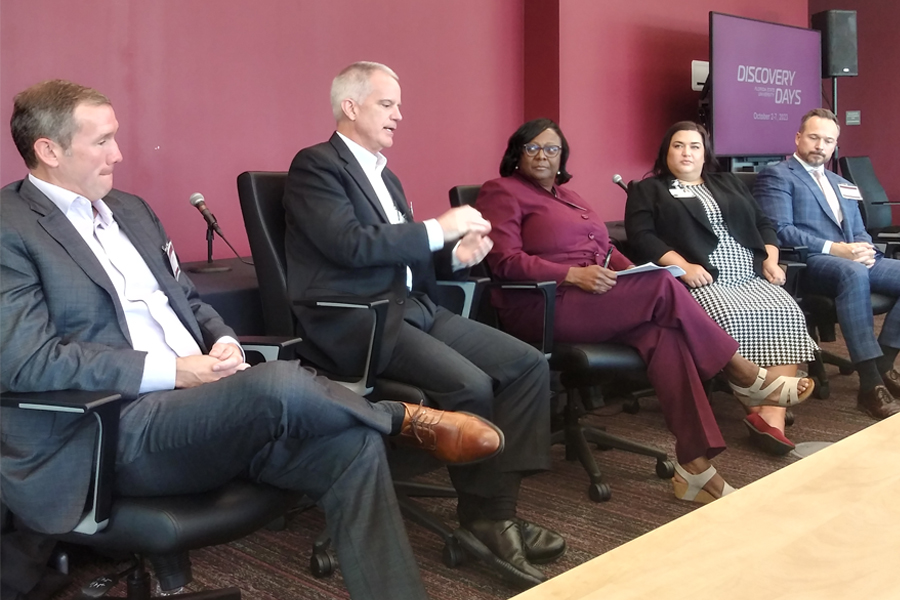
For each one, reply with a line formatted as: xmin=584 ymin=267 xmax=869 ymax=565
xmin=0 ymin=177 xmax=234 ymax=534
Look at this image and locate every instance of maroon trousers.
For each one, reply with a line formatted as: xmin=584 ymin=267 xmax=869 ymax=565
xmin=553 ymin=271 xmax=739 ymax=464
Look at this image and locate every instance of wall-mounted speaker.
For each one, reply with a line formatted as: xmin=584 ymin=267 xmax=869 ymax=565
xmin=811 ymin=10 xmax=858 ymax=78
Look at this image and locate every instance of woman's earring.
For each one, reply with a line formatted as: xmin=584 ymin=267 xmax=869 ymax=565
xmin=557 ymin=170 xmax=561 ymax=175
xmin=515 ymin=165 xmax=519 ymax=170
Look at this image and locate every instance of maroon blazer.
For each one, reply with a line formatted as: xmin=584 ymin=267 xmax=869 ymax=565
xmin=476 ymin=174 xmax=631 ymax=342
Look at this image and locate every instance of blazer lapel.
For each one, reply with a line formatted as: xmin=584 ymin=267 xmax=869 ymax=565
xmin=23 ymin=180 xmax=134 ymax=345
xmin=384 ymin=172 xmax=413 ymax=222
xmin=669 ymin=179 xmax=714 ymax=235
xmin=106 ymin=197 xmax=206 ymax=348
xmin=329 ymin=133 xmax=392 ymax=223
xmin=788 ymin=157 xmax=841 ymax=229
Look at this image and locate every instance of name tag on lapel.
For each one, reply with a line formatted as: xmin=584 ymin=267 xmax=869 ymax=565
xmin=838 ymin=184 xmax=863 ymax=201
xmin=164 ymin=241 xmax=181 ymax=281
xmin=669 ymin=185 xmax=695 ymax=199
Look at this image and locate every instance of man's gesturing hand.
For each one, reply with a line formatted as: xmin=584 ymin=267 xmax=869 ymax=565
xmin=436 ymin=206 xmax=491 ymax=243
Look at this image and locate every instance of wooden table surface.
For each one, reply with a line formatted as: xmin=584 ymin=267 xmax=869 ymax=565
xmin=513 ymin=414 xmax=900 ymax=600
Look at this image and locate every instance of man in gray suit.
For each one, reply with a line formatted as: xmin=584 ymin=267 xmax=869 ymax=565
xmin=755 ymin=108 xmax=900 ymax=419
xmin=0 ymin=79 xmax=502 ymax=600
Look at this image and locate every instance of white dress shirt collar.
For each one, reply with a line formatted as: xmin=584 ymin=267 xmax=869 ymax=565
xmin=28 ymin=173 xmax=114 ymax=225
xmin=337 ymin=132 xmax=388 ymax=174
xmin=793 ymin=153 xmax=826 ymax=176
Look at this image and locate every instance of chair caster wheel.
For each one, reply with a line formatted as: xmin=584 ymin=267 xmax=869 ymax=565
xmin=310 ymin=549 xmax=337 ymax=578
xmin=622 ymin=399 xmax=640 ymax=414
xmin=814 ymin=380 xmax=830 ymax=400
xmin=839 ymin=366 xmax=855 ymax=375
xmin=784 ymin=409 xmax=795 ymax=427
xmin=442 ymin=538 xmax=465 ymax=568
xmin=588 ymin=483 xmax=612 ymax=502
xmin=656 ymin=460 xmax=675 ymax=479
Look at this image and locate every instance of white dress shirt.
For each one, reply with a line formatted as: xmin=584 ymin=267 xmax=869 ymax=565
xmin=794 ymin=154 xmax=843 ymax=255
xmin=29 ymin=174 xmax=236 ymax=392
xmin=336 ymin=133 xmax=463 ymax=285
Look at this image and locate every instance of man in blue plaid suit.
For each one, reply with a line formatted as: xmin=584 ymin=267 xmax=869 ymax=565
xmin=755 ymin=108 xmax=900 ymax=420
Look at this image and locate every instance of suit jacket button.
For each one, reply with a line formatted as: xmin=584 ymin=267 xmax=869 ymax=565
xmin=396 ymin=299 xmax=405 ymax=305
xmin=581 ymin=214 xmax=589 ymax=219
xmin=588 ymin=233 xmax=595 ymax=239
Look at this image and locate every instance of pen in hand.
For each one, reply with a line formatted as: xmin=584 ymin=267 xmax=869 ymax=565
xmin=602 ymin=247 xmax=613 ymax=269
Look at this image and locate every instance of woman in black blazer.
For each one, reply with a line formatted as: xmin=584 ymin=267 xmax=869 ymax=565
xmin=625 ymin=121 xmax=817 ymax=456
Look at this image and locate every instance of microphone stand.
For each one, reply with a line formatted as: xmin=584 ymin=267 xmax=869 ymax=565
xmin=188 ymin=222 xmax=232 ymax=273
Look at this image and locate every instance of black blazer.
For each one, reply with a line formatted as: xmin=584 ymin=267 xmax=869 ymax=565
xmin=624 ymin=172 xmax=779 ymax=281
xmin=283 ymin=133 xmax=447 ymax=376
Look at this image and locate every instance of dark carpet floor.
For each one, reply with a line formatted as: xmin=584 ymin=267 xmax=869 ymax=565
xmin=49 ymin=324 xmax=882 ymax=600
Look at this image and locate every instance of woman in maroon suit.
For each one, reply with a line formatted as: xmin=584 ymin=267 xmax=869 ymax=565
xmin=476 ymin=118 xmax=813 ymax=503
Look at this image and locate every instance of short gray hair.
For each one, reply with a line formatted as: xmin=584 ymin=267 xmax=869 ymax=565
xmin=330 ymin=62 xmax=399 ymax=121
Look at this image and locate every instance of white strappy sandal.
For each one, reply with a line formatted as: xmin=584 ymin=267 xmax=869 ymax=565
xmin=729 ymin=367 xmax=815 ymax=408
xmin=672 ymin=463 xmax=736 ymax=504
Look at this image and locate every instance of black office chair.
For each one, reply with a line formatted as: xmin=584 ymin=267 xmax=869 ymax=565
xmin=449 ymin=185 xmax=673 ymax=503
xmin=0 ymin=339 xmax=304 ymax=599
xmin=237 ymin=171 xmax=472 ymax=572
xmin=838 ymin=156 xmax=900 ymax=257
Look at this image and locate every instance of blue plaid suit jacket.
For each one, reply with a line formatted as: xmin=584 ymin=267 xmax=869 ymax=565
xmin=755 ymin=155 xmax=872 ymax=255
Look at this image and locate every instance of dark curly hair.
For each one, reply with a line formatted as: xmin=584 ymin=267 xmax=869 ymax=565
xmin=651 ymin=121 xmax=718 ymax=179
xmin=499 ymin=118 xmax=572 ymax=185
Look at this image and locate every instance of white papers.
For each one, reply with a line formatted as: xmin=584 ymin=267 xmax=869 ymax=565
xmin=615 ymin=262 xmax=686 ymax=277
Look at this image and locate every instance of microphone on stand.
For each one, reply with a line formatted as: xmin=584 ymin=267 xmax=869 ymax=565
xmin=612 ymin=174 xmax=629 ymax=193
xmin=188 ymin=193 xmax=234 ymax=273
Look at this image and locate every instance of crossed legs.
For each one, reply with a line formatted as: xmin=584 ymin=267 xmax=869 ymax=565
xmin=115 ymin=360 xmax=427 ymax=600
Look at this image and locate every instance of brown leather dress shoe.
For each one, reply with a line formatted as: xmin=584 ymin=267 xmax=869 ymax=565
xmin=883 ymin=369 xmax=900 ymax=398
xmin=397 ymin=403 xmax=504 ymax=465
xmin=857 ymin=385 xmax=900 ymax=420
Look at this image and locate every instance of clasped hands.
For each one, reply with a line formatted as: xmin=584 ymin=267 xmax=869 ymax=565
xmin=175 ymin=342 xmax=250 ymax=389
xmin=831 ymin=241 xmax=876 ymax=268
xmin=437 ymin=205 xmax=493 ymax=267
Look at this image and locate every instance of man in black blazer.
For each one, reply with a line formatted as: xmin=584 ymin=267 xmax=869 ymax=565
xmin=284 ymin=62 xmax=561 ymax=588
xmin=0 ymin=79 xmax=502 ymax=600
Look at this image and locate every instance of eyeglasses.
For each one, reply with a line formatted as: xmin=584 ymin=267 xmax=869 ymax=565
xmin=522 ymin=143 xmax=561 ymax=158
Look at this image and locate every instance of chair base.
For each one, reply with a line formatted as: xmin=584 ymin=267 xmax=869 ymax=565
xmin=77 ymin=553 xmax=241 ymax=599
xmin=553 ymin=388 xmax=674 ymax=503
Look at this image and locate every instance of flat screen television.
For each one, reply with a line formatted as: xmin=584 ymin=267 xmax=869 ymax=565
xmin=708 ymin=12 xmax=821 ymax=157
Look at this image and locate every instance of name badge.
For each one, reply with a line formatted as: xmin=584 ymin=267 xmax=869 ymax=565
xmin=164 ymin=240 xmax=181 ymax=280
xmin=669 ymin=185 xmax=695 ymax=199
xmin=838 ymin=184 xmax=863 ymax=201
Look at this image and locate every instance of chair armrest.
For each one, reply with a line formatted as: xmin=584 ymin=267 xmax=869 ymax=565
xmin=1 ymin=391 xmax=122 ymax=534
xmin=435 ymin=277 xmax=489 ymax=318
xmin=778 ymin=261 xmax=806 ymax=299
xmin=293 ymin=298 xmax=390 ymax=394
xmin=486 ymin=280 xmax=557 ymax=355
xmin=239 ymin=336 xmax=304 ymax=362
xmin=779 ymin=245 xmax=809 ymax=263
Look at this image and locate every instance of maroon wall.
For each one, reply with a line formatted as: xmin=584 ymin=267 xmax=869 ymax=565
xmin=556 ymin=0 xmax=810 ymax=219
xmin=9 ymin=1 xmax=876 ymax=262
xmin=808 ymin=0 xmax=899 ymax=222
xmin=0 ymin=0 xmax=524 ymax=261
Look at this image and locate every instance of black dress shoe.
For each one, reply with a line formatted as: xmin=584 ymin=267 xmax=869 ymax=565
xmin=883 ymin=369 xmax=900 ymax=398
xmin=455 ymin=519 xmax=546 ymax=588
xmin=857 ymin=385 xmax=900 ymax=420
xmin=515 ymin=519 xmax=566 ymax=564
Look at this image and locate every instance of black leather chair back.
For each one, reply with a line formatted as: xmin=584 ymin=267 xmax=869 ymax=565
xmin=237 ymin=171 xmax=293 ymax=336
xmin=733 ymin=171 xmax=758 ymax=194
xmin=839 ymin=156 xmax=893 ymax=231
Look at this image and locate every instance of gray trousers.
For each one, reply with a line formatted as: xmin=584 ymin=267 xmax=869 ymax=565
xmin=382 ymin=297 xmax=552 ymax=498
xmin=115 ymin=360 xmax=427 ymax=600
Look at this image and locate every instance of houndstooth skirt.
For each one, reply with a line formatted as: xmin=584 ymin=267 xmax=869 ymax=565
xmin=685 ymin=183 xmax=818 ymax=367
